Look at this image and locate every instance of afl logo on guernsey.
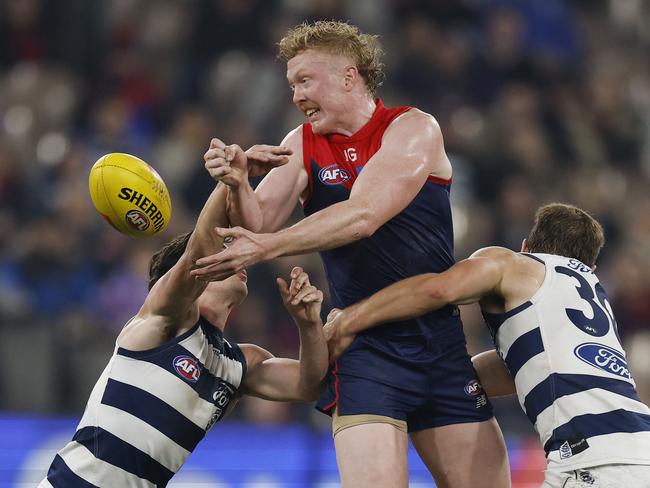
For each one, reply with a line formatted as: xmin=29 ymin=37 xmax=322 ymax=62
xmin=464 ymin=379 xmax=483 ymax=396
xmin=574 ymin=343 xmax=631 ymax=380
xmin=173 ymin=355 xmax=201 ymax=382
xmin=318 ymin=164 xmax=351 ymax=185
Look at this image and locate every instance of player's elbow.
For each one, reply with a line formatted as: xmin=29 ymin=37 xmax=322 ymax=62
xmin=352 ymin=209 xmax=381 ymax=239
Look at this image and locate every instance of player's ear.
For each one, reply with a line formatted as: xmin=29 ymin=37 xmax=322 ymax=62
xmin=591 ymin=265 xmax=597 ymax=273
xmin=521 ymin=239 xmax=529 ymax=253
xmin=343 ymin=66 xmax=358 ymax=90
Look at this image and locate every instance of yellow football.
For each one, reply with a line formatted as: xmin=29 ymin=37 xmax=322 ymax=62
xmin=89 ymin=153 xmax=172 ymax=237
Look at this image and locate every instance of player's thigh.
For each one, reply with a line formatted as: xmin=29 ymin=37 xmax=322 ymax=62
xmin=410 ymin=418 xmax=511 ymax=488
xmin=333 ymin=413 xmax=409 ymax=488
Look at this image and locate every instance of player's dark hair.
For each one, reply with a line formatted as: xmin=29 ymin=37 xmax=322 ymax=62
xmin=148 ymin=231 xmax=192 ymax=290
xmin=526 ymin=203 xmax=604 ymax=267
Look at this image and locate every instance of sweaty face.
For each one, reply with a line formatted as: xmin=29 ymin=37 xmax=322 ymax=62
xmin=287 ymin=50 xmax=351 ymax=135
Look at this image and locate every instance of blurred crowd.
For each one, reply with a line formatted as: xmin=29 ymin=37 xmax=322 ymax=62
xmin=0 ymin=0 xmax=649 ymax=440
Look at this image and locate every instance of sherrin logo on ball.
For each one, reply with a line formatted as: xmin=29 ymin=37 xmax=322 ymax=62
xmin=88 ymin=153 xmax=172 ymax=237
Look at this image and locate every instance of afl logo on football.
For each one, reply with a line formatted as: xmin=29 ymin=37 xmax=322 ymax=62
xmin=318 ymin=164 xmax=351 ymax=185
xmin=173 ymin=355 xmax=201 ymax=383
xmin=464 ymin=379 xmax=483 ymax=396
xmin=125 ymin=209 xmax=150 ymax=231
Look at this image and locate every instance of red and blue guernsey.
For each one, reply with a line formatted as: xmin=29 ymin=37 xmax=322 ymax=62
xmin=306 ymin=100 xmax=492 ymax=426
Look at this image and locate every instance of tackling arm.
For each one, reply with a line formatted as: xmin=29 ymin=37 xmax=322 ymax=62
xmin=324 ymin=248 xmax=511 ymax=360
xmin=472 ymin=350 xmax=516 ymax=397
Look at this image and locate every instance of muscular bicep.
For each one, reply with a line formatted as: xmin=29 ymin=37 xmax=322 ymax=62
xmin=348 ymin=110 xmax=450 ymax=229
xmin=243 ymin=355 xmax=304 ymax=402
xmin=254 ymin=128 xmax=309 ymax=232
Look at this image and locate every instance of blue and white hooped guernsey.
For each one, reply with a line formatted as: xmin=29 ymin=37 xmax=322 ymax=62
xmin=483 ymin=253 xmax=650 ymax=472
xmin=39 ymin=317 xmax=246 ymax=488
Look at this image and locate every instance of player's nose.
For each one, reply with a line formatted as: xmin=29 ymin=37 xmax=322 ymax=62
xmin=292 ymin=86 xmax=305 ymax=105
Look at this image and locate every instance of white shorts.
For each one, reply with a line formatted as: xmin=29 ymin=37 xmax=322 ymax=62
xmin=542 ymin=464 xmax=650 ymax=487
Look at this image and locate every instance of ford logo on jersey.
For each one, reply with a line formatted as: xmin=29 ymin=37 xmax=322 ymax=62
xmin=173 ymin=355 xmax=201 ymax=382
xmin=574 ymin=343 xmax=631 ymax=380
xmin=318 ymin=164 xmax=351 ymax=185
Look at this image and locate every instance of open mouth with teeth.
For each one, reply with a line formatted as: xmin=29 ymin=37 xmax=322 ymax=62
xmin=305 ymin=108 xmax=321 ymax=119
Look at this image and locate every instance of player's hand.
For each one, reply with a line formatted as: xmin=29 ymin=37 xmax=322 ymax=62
xmin=190 ymin=226 xmax=270 ymax=281
xmin=277 ymin=267 xmax=323 ymax=326
xmin=245 ymin=144 xmax=292 ymax=176
xmin=204 ymin=138 xmax=248 ymax=188
xmin=323 ymin=308 xmax=356 ymax=362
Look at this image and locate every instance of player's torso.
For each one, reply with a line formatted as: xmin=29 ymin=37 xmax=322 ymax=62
xmin=42 ymin=318 xmax=246 ymax=488
xmin=302 ymin=100 xmax=460 ymax=344
xmin=483 ymin=253 xmax=650 ymax=471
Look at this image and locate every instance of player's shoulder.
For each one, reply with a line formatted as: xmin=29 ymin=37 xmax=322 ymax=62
xmin=469 ymin=246 xmax=519 ymax=264
xmin=391 ymin=107 xmax=440 ymax=129
xmin=282 ymin=125 xmax=303 ymax=146
xmin=386 ymin=107 xmax=442 ymax=142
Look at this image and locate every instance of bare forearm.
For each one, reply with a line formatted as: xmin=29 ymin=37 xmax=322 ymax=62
xmin=296 ymin=322 xmax=328 ymax=400
xmin=188 ymin=183 xmax=229 ymax=258
xmin=226 ymin=183 xmax=264 ymax=232
xmin=472 ymin=350 xmax=516 ymax=397
xmin=343 ymin=274 xmax=443 ymax=335
xmin=266 ymin=200 xmax=371 ymax=259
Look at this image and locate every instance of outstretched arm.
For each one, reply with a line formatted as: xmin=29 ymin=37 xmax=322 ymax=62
xmin=241 ymin=268 xmax=328 ymax=401
xmin=472 ymin=350 xmax=516 ymax=397
xmin=204 ymin=127 xmax=305 ymax=233
xmin=119 ymin=141 xmax=265 ymax=350
xmin=191 ymin=110 xmax=451 ymax=280
xmin=324 ymin=247 xmax=510 ymax=360
xmin=141 ymin=141 xmax=241 ymax=319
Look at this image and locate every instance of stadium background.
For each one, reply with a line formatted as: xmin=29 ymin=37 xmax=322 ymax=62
xmin=0 ymin=0 xmax=649 ymax=486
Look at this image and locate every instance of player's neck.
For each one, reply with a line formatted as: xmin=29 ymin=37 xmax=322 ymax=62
xmin=333 ymin=95 xmax=376 ymax=136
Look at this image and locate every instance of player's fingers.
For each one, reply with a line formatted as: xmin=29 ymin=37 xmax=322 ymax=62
xmin=208 ymin=166 xmax=232 ymax=179
xmin=190 ymin=255 xmax=223 ymax=271
xmin=213 ymin=226 xmax=242 ymax=241
xmin=247 ymin=144 xmax=292 ymax=155
xmin=204 ymin=149 xmax=227 ymax=165
xmin=291 ymin=268 xmax=310 ymax=285
xmin=290 ymin=268 xmax=308 ymax=296
xmin=267 ymin=155 xmax=290 ymax=168
xmin=224 ymin=144 xmax=242 ymax=162
xmin=326 ymin=308 xmax=342 ymax=321
xmin=210 ymin=138 xmax=226 ymax=149
xmin=190 ymin=262 xmax=231 ymax=280
xmin=291 ymin=285 xmax=317 ymax=305
xmin=276 ymin=277 xmax=290 ymax=300
xmin=291 ymin=273 xmax=310 ymax=297
xmin=194 ymin=245 xmax=231 ymax=267
xmin=298 ymin=289 xmax=323 ymax=304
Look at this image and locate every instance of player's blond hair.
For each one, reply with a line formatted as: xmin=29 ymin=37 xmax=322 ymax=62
xmin=526 ymin=203 xmax=605 ymax=267
xmin=278 ymin=20 xmax=385 ymax=95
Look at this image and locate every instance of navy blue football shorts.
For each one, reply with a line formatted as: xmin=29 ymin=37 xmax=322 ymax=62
xmin=316 ymin=335 xmax=494 ymax=432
